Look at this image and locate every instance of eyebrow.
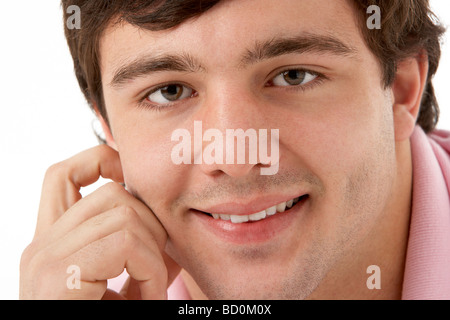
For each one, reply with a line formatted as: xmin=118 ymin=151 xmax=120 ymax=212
xmin=109 ymin=33 xmax=357 ymax=88
xmin=241 ymin=33 xmax=358 ymax=66
xmin=109 ymin=52 xmax=204 ymax=88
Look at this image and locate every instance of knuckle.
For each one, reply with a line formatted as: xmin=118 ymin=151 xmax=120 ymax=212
xmin=117 ymin=205 xmax=140 ymax=225
xmin=94 ymin=144 xmax=117 ymax=162
xmin=44 ymin=162 xmax=66 ymax=180
xmin=95 ymin=143 xmax=113 ymax=154
xmin=20 ymin=243 xmax=36 ymax=271
xmin=102 ymin=181 xmax=126 ymax=195
xmin=20 ymin=238 xmax=46 ymax=270
xmin=20 ymin=244 xmax=48 ymax=276
xmin=117 ymin=229 xmax=140 ymax=252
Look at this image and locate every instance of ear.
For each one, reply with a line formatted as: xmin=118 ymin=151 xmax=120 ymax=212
xmin=392 ymin=53 xmax=429 ymax=141
xmin=93 ymin=104 xmax=118 ymax=151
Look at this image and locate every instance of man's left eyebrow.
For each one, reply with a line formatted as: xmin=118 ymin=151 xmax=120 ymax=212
xmin=109 ymin=52 xmax=204 ymax=88
xmin=240 ymin=33 xmax=358 ymax=66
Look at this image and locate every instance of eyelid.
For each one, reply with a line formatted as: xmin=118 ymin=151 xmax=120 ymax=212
xmin=272 ymin=70 xmax=317 ymax=87
xmin=267 ymin=66 xmax=317 ymax=81
xmin=143 ymin=81 xmax=194 ymax=99
xmin=138 ymin=81 xmax=197 ymax=109
xmin=266 ymin=64 xmax=324 ymax=78
xmin=265 ymin=66 xmax=327 ymax=89
xmin=148 ymin=84 xmax=193 ymax=104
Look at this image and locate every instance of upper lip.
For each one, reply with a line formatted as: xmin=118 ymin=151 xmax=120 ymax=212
xmin=194 ymin=193 xmax=308 ymax=216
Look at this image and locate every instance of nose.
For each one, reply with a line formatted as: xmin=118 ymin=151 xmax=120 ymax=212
xmin=195 ymin=85 xmax=274 ymax=178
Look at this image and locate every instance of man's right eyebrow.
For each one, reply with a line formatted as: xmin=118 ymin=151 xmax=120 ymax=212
xmin=109 ymin=53 xmax=204 ymax=88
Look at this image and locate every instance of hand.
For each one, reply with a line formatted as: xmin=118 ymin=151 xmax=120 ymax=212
xmin=20 ymin=145 xmax=180 ymax=299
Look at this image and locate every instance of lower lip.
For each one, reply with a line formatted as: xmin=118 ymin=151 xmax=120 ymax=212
xmin=192 ymin=197 xmax=308 ymax=244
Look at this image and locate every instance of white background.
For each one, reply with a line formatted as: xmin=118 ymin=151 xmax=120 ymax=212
xmin=0 ymin=1 xmax=449 ymax=300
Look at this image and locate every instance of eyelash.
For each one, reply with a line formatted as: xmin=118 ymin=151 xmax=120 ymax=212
xmin=136 ymin=82 xmax=194 ymax=112
xmin=137 ymin=68 xmax=327 ymax=111
xmin=266 ymin=68 xmax=326 ymax=92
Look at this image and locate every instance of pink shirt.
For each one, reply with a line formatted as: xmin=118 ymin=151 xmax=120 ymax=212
xmin=402 ymin=126 xmax=450 ymax=299
xmin=110 ymin=126 xmax=450 ymax=300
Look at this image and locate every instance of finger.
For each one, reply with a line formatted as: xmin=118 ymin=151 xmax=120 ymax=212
xmin=59 ymin=206 xmax=171 ymax=300
xmin=35 ymin=145 xmax=123 ymax=236
xmin=116 ymin=253 xmax=181 ymax=300
xmin=162 ymin=252 xmax=182 ymax=288
xmin=48 ymin=206 xmax=163 ymax=265
xmin=63 ymin=231 xmax=167 ymax=300
xmin=24 ymin=205 xmax=169 ymax=300
xmin=37 ymin=182 xmax=167 ymax=252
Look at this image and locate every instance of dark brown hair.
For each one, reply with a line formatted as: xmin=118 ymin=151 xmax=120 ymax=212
xmin=62 ymin=0 xmax=445 ymax=133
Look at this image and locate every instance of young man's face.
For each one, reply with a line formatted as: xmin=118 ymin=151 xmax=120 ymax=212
xmin=99 ymin=0 xmax=398 ymax=298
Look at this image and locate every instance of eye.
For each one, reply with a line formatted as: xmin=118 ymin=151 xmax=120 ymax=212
xmin=146 ymin=84 xmax=195 ymax=104
xmin=271 ymin=69 xmax=318 ymax=87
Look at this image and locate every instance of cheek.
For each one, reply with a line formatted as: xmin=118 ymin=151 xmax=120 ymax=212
xmin=116 ymin=133 xmax=187 ymax=212
xmin=287 ymin=82 xmax=394 ymax=176
xmin=284 ymin=90 xmax=396 ymax=228
xmin=285 ymin=110 xmax=373 ymax=179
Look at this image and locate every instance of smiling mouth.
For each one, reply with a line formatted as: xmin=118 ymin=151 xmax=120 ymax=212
xmin=198 ymin=194 xmax=309 ymax=224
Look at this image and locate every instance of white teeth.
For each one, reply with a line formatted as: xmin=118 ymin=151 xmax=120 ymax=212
xmin=266 ymin=205 xmax=277 ymax=216
xmin=230 ymin=214 xmax=249 ymax=223
xmin=209 ymin=196 xmax=303 ymax=224
xmin=249 ymin=210 xmax=266 ymax=221
xmin=276 ymin=202 xmax=286 ymax=213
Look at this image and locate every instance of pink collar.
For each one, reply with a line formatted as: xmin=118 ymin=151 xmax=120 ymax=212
xmin=402 ymin=127 xmax=450 ymax=299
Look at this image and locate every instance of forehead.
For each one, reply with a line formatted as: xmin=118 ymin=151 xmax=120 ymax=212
xmin=99 ymin=0 xmax=363 ymax=81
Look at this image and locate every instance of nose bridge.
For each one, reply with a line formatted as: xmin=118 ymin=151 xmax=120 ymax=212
xmin=203 ymin=80 xmax=263 ymax=131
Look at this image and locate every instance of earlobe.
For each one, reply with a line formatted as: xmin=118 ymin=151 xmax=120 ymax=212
xmin=392 ymin=53 xmax=429 ymax=141
xmin=92 ymin=104 xmax=118 ymax=151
